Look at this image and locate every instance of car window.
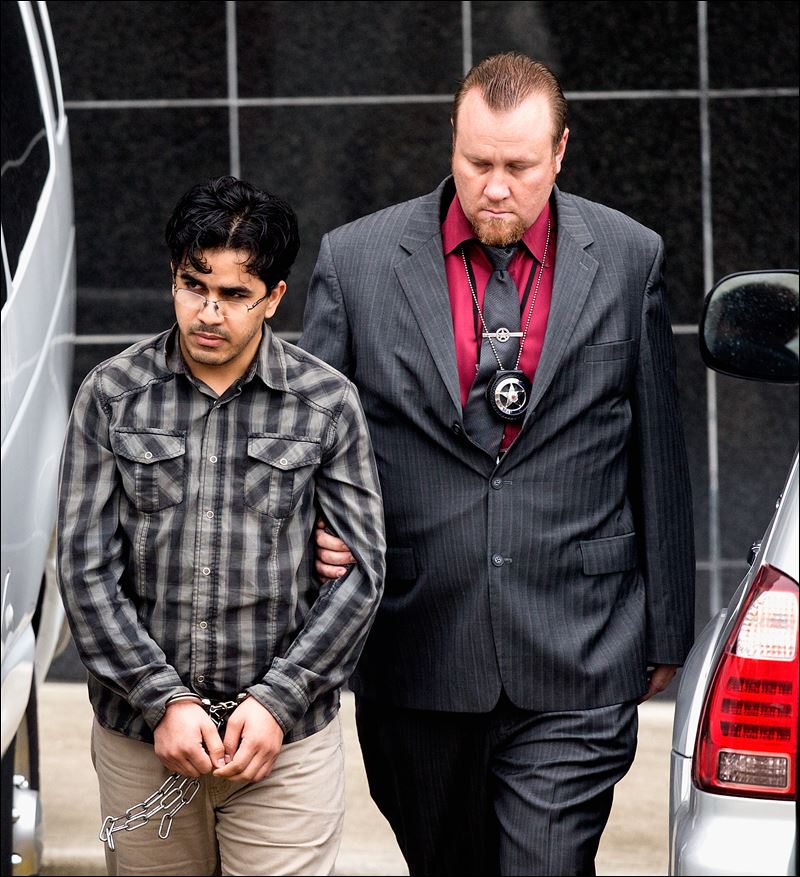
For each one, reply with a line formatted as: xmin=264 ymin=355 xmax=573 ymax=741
xmin=0 ymin=1 xmax=51 ymax=288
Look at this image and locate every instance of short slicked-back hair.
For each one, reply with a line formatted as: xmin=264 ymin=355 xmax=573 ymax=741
xmin=452 ymin=52 xmax=567 ymax=150
xmin=165 ymin=176 xmax=300 ymax=290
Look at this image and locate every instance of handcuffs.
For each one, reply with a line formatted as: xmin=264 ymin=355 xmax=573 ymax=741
xmin=98 ymin=692 xmax=247 ymax=850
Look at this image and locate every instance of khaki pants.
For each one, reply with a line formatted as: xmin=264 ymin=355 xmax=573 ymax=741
xmin=91 ymin=715 xmax=345 ymax=876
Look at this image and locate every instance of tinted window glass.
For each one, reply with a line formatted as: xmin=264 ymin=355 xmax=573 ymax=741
xmin=1 ymin=2 xmax=50 ymax=279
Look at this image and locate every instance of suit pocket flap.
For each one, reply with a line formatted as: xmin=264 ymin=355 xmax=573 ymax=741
xmin=580 ymin=533 xmax=637 ymax=575
xmin=111 ymin=428 xmax=186 ymax=464
xmin=584 ymin=339 xmax=634 ymax=362
xmin=247 ymin=434 xmax=321 ymax=470
xmin=386 ymin=547 xmax=417 ymax=581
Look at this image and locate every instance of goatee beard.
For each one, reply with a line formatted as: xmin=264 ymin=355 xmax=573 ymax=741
xmin=471 ymin=216 xmax=527 ymax=247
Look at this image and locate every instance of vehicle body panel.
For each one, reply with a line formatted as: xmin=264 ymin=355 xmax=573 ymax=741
xmin=1 ymin=0 xmax=75 ymax=759
xmin=669 ymin=269 xmax=798 ymax=876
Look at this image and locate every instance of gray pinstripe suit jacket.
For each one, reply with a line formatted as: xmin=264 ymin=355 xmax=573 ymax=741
xmin=300 ymin=178 xmax=695 ymax=712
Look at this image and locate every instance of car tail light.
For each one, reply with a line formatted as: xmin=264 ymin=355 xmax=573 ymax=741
xmin=693 ymin=563 xmax=798 ymax=799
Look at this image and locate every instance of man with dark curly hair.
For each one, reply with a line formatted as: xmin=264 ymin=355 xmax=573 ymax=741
xmin=57 ymin=176 xmax=385 ymax=876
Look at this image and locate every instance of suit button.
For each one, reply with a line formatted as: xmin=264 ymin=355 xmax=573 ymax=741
xmin=492 ymin=554 xmax=504 ymax=567
xmin=452 ymin=422 xmax=463 ymax=435
xmin=491 ymin=478 xmax=503 ymax=489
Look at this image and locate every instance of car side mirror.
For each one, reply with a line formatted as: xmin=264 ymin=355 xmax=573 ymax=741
xmin=700 ymin=270 xmax=799 ymax=384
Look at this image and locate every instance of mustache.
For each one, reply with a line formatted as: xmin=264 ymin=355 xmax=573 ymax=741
xmin=190 ymin=323 xmax=229 ymax=340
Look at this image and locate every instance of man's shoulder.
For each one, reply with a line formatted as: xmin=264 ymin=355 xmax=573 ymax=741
xmin=276 ymin=336 xmax=358 ymax=411
xmin=82 ymin=330 xmax=172 ymax=403
xmin=557 ymin=189 xmax=662 ymax=248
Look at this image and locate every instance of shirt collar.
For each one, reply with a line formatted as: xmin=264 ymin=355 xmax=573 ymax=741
xmin=164 ymin=322 xmax=289 ymax=393
xmin=441 ymin=192 xmax=554 ymax=265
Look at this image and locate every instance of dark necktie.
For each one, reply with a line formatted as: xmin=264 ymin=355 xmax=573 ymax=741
xmin=462 ymin=244 xmax=520 ymax=454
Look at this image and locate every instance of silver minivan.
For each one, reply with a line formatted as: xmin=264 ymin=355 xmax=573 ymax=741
xmin=1 ymin=2 xmax=76 ymax=873
xmin=669 ymin=270 xmax=798 ymax=875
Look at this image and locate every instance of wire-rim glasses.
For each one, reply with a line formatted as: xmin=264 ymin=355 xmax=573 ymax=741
xmin=172 ymin=285 xmax=270 ymax=319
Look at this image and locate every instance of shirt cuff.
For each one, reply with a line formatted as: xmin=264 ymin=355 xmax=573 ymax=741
xmin=128 ymin=667 xmax=190 ymax=731
xmin=246 ymin=662 xmax=312 ymax=735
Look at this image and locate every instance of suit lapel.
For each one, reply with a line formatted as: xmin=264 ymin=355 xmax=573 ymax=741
xmin=394 ymin=184 xmax=463 ymax=416
xmin=524 ymin=189 xmax=598 ymax=423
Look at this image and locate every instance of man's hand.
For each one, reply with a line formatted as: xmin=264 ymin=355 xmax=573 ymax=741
xmin=639 ymin=663 xmax=679 ymax=703
xmin=212 ymin=696 xmax=284 ymax=783
xmin=314 ymin=516 xmax=355 ymax=581
xmin=153 ymin=700 xmax=225 ymax=777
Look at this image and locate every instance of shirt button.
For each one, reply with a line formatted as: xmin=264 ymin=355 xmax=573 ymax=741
xmin=491 ymin=478 xmax=503 ymax=489
xmin=144 ymin=451 xmax=153 ymax=460
xmin=196 ymin=675 xmax=205 ymax=683
xmin=206 ymin=510 xmax=214 ymax=519
xmin=452 ymin=422 xmax=463 ymax=435
xmin=209 ymin=455 xmax=218 ymax=463
xmin=279 ymin=458 xmax=288 ymax=466
xmin=201 ymin=567 xmax=211 ymax=576
xmin=492 ymin=554 xmax=505 ymax=567
xmin=199 ymin=621 xmax=208 ymax=629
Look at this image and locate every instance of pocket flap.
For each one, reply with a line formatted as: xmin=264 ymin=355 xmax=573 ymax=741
xmin=111 ymin=428 xmax=186 ymax=464
xmin=247 ymin=434 xmax=321 ymax=470
xmin=580 ymin=532 xmax=637 ymax=575
xmin=584 ymin=339 xmax=634 ymax=362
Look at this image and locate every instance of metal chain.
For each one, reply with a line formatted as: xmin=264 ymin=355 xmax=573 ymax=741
xmin=98 ymin=693 xmax=247 ymax=850
xmin=461 ymin=219 xmax=552 ymax=371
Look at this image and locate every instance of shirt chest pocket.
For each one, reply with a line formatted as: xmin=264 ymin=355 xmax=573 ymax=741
xmin=244 ymin=434 xmax=321 ymax=518
xmin=111 ymin=428 xmax=187 ymax=512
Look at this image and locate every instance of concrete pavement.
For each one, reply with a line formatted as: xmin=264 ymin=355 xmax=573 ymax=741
xmin=37 ymin=682 xmax=674 ymax=876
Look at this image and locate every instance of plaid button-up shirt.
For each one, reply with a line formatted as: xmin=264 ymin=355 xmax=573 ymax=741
xmin=57 ymin=324 xmax=385 ymax=744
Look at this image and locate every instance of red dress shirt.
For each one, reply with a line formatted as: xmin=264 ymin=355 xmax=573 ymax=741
xmin=442 ymin=194 xmax=556 ymax=451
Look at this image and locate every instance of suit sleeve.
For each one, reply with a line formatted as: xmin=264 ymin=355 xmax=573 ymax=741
xmin=299 ymin=232 xmax=354 ymax=376
xmin=632 ymin=237 xmax=696 ymax=664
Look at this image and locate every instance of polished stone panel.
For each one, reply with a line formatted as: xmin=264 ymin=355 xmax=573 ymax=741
xmin=68 ymin=108 xmax=230 ymax=298
xmin=48 ymin=1 xmax=227 ymax=101
xmin=708 ymin=1 xmax=800 ymax=90
xmin=557 ymin=98 xmax=704 ymax=324
xmin=77 ymin=287 xmax=175 ymax=336
xmin=716 ymin=370 xmax=798 ymax=560
xmin=237 ymin=0 xmax=462 ymax=97
xmin=239 ymin=101 xmax=453 ymax=333
xmin=710 ymin=98 xmax=799 ymax=281
xmin=674 ymin=334 xmax=709 ymax=563
xmin=472 ymin=1 xmax=698 ymax=92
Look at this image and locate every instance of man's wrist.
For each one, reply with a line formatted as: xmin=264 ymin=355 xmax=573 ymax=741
xmin=166 ymin=692 xmax=204 ymax=706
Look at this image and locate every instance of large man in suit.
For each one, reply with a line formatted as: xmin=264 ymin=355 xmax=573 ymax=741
xmin=300 ymin=53 xmax=694 ymax=876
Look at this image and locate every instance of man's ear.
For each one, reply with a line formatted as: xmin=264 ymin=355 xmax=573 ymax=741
xmin=554 ymin=127 xmax=569 ymax=175
xmin=264 ymin=280 xmax=288 ymax=319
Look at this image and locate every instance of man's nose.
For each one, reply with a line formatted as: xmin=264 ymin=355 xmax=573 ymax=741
xmin=484 ymin=171 xmax=511 ymax=202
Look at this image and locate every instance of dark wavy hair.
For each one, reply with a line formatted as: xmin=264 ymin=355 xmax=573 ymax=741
xmin=165 ymin=176 xmax=300 ymax=290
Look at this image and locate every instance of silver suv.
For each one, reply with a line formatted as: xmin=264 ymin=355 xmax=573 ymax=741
xmin=669 ymin=270 xmax=798 ymax=875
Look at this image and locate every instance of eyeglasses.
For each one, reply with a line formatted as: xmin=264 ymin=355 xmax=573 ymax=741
xmin=172 ymin=285 xmax=270 ymax=319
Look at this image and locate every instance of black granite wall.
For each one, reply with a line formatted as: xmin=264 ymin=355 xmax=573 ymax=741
xmin=47 ymin=1 xmax=799 ymax=677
